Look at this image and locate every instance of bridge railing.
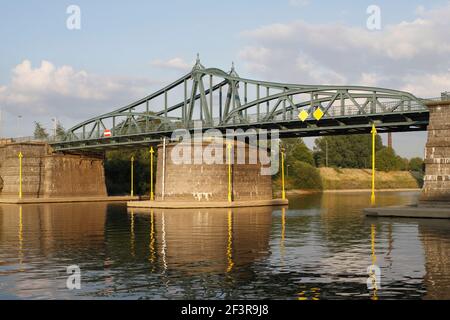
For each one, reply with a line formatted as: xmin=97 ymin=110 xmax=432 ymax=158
xmin=52 ymin=99 xmax=430 ymax=144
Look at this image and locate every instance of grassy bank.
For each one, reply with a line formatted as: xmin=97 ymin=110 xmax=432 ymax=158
xmin=319 ymin=167 xmax=422 ymax=190
xmin=273 ymin=167 xmax=423 ymax=192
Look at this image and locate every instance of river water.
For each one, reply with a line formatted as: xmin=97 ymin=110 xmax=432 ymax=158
xmin=0 ymin=191 xmax=449 ymax=300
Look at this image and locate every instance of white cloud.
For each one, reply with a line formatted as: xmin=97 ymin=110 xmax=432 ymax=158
xmin=238 ymin=3 xmax=450 ymax=97
xmin=0 ymin=60 xmax=158 ymax=135
xmin=401 ymin=72 xmax=450 ymax=98
xmin=150 ymin=57 xmax=191 ymax=71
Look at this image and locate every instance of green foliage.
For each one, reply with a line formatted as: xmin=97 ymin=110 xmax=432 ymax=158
xmin=313 ymin=134 xmax=383 ymax=168
xmin=104 ymin=148 xmax=155 ymax=195
xmin=33 ymin=122 xmax=49 ymax=139
xmin=376 ymin=147 xmax=406 ymax=172
xmin=409 ymin=157 xmax=424 ymax=172
xmin=55 ymin=123 xmax=66 ymax=140
xmin=283 ymin=138 xmax=314 ymax=166
xmin=289 ymin=160 xmax=323 ymax=190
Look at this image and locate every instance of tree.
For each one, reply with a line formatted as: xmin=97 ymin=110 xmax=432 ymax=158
xmin=282 ymin=138 xmax=314 ymax=166
xmin=104 ymin=148 xmax=154 ymax=195
xmin=33 ymin=122 xmax=49 ymax=139
xmin=289 ymin=160 xmax=323 ymax=190
xmin=55 ymin=123 xmax=66 ymax=140
xmin=409 ymin=157 xmax=424 ymax=172
xmin=376 ymin=147 xmax=405 ymax=171
xmin=313 ymin=134 xmax=383 ymax=168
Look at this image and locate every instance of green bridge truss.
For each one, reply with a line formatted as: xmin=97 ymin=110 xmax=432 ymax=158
xmin=51 ymin=57 xmax=429 ymax=152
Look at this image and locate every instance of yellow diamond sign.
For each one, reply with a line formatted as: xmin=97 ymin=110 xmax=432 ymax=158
xmin=313 ymin=107 xmax=324 ymax=121
xmin=298 ymin=110 xmax=309 ymax=122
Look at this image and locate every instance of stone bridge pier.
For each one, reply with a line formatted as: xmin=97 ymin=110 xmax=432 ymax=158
xmin=129 ymin=139 xmax=288 ymax=208
xmin=420 ymin=98 xmax=450 ymax=206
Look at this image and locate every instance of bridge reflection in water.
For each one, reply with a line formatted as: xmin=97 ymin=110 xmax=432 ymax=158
xmin=127 ymin=207 xmax=273 ymax=274
xmin=0 ymin=193 xmax=449 ymax=299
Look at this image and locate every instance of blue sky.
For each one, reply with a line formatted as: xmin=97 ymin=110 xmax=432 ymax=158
xmin=1 ymin=0 xmax=450 ymax=157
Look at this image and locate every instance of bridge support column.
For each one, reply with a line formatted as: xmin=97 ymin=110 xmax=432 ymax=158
xmin=0 ymin=142 xmax=108 ymax=200
xmin=420 ymin=99 xmax=450 ymax=205
xmin=155 ymin=140 xmax=273 ymax=202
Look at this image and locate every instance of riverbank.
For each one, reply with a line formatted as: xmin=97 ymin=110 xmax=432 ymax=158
xmin=319 ymin=167 xmax=422 ymax=190
xmin=273 ymin=167 xmax=423 ymax=194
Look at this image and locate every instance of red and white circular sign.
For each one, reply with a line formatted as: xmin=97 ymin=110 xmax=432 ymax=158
xmin=103 ymin=129 xmax=112 ymax=137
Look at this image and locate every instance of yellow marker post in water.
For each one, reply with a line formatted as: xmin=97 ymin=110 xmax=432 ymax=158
xmin=130 ymin=155 xmax=135 ymax=197
xmin=371 ymin=124 xmax=377 ymax=206
xmin=18 ymin=152 xmax=23 ymax=199
xmin=227 ymin=143 xmax=232 ymax=203
xmin=281 ymin=148 xmax=286 ymax=200
xmin=149 ymin=147 xmax=154 ymax=201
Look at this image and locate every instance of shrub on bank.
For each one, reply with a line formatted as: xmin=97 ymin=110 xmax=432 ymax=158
xmin=289 ymin=160 xmax=323 ymax=190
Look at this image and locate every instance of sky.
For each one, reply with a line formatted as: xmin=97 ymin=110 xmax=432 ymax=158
xmin=1 ymin=0 xmax=450 ymax=158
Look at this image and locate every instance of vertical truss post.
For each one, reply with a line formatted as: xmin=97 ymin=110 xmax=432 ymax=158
xmin=244 ymin=82 xmax=248 ymax=120
xmin=219 ymin=86 xmax=223 ymax=123
xmin=164 ymin=91 xmax=168 ymax=118
xmin=209 ymin=75 xmax=213 ymax=123
xmin=112 ymin=117 xmax=116 ymax=136
xmin=371 ymin=93 xmax=376 ymax=114
xmin=146 ymin=100 xmax=149 ymax=131
xmin=183 ymin=79 xmax=187 ymax=126
xmin=257 ymin=84 xmax=260 ymax=121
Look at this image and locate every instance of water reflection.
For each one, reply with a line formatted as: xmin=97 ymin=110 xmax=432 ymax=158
xmin=125 ymin=207 xmax=272 ymax=274
xmin=0 ymin=192 xmax=449 ymax=299
xmin=418 ymin=220 xmax=450 ymax=300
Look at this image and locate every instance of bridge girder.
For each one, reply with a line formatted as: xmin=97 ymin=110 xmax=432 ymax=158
xmin=51 ymin=58 xmax=429 ymax=152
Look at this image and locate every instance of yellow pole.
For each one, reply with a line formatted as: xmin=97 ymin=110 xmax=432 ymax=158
xmin=227 ymin=208 xmax=234 ymax=272
xmin=18 ymin=152 xmax=23 ymax=199
xmin=371 ymin=124 xmax=377 ymax=206
xmin=131 ymin=155 xmax=134 ymax=197
xmin=149 ymin=147 xmax=154 ymax=201
xmin=281 ymin=149 xmax=286 ymax=200
xmin=227 ymin=143 xmax=232 ymax=203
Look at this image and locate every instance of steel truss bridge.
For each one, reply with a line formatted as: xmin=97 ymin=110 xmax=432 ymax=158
xmin=51 ymin=57 xmax=429 ymax=152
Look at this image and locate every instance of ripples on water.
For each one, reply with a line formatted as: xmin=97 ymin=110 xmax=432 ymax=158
xmin=0 ymin=191 xmax=449 ymax=300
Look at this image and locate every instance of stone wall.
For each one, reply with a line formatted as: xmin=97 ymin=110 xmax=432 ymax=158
xmin=420 ymin=100 xmax=450 ymax=204
xmin=0 ymin=143 xmax=48 ymax=196
xmin=0 ymin=142 xmax=107 ymax=198
xmin=41 ymin=154 xmax=107 ymax=197
xmin=155 ymin=140 xmax=273 ymax=202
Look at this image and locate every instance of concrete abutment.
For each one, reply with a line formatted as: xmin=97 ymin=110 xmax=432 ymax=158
xmin=0 ymin=141 xmax=107 ymax=200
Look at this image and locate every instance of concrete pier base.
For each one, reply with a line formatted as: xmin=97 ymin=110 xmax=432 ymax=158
xmin=128 ymin=139 xmax=286 ymax=209
xmin=0 ymin=195 xmax=146 ymax=204
xmin=128 ymin=199 xmax=288 ymax=209
xmin=364 ymin=205 xmax=450 ymax=219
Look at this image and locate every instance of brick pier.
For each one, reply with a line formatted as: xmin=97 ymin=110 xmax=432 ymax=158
xmin=420 ymin=99 xmax=450 ymax=206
